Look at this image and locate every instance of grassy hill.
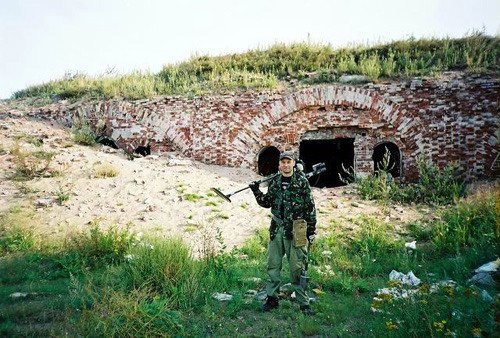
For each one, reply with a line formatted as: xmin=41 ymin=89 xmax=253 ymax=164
xmin=10 ymin=32 xmax=499 ymax=104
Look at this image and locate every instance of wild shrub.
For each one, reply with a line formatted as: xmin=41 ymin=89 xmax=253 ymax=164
xmin=92 ymin=163 xmax=119 ymax=178
xmin=403 ymin=156 xmax=465 ymax=205
xmin=119 ymin=237 xmax=201 ymax=308
xmin=0 ymin=223 xmax=35 ymax=255
xmin=311 ymin=216 xmax=409 ymax=281
xmin=58 ymin=222 xmax=135 ymax=272
xmin=55 ymin=186 xmax=71 ymax=205
xmin=10 ymin=143 xmax=56 ymax=180
xmin=0 ymin=207 xmax=37 ymax=255
xmin=71 ymin=124 xmax=96 ymax=146
xmin=431 ymin=192 xmax=498 ymax=254
xmin=350 ymin=155 xmax=465 ymax=205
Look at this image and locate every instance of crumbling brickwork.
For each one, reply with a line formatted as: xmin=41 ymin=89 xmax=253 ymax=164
xmin=29 ymin=72 xmax=499 ymax=181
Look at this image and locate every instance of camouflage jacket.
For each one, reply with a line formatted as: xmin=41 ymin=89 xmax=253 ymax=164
xmin=253 ymin=171 xmax=316 ymax=240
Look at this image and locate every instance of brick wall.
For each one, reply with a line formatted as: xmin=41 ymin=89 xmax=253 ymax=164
xmin=29 ymin=71 xmax=499 ymax=180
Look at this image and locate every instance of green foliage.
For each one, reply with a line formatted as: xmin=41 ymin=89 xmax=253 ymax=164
xmin=0 ymin=224 xmax=35 ymax=254
xmin=12 ymin=33 xmax=499 ymax=103
xmin=183 ymin=192 xmax=202 ymax=202
xmin=350 ymin=155 xmax=465 ymax=205
xmin=71 ymin=124 xmax=96 ymax=146
xmin=430 ymin=192 xmax=498 ymax=254
xmin=1 ymin=188 xmax=498 ymax=336
xmin=0 ymin=207 xmax=37 ymax=255
xmin=57 ymin=222 xmax=135 ymax=272
xmin=299 ymin=316 xmax=321 ymax=335
xmin=72 ymin=288 xmax=184 ymax=337
xmin=56 ymin=186 xmax=71 ymax=205
xmin=311 ymin=216 xmax=408 ymax=281
xmin=0 ymin=253 xmax=71 ymax=337
xmin=350 ymin=216 xmax=402 ymax=260
xmin=239 ymin=227 xmax=268 ymax=258
xmin=371 ymin=282 xmax=497 ymax=337
xmin=119 ymin=238 xmax=201 ymax=307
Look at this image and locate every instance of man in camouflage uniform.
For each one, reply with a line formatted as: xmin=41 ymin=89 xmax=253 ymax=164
xmin=249 ymin=151 xmax=316 ymax=315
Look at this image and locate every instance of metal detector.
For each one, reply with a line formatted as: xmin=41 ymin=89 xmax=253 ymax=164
xmin=211 ymin=172 xmax=279 ymax=202
xmin=211 ymin=162 xmax=326 ymax=202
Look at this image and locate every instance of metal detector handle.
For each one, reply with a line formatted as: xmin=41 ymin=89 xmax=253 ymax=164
xmin=305 ymin=162 xmax=327 ymax=179
xmin=255 ymin=172 xmax=280 ymax=185
xmin=226 ymin=172 xmax=280 ymax=198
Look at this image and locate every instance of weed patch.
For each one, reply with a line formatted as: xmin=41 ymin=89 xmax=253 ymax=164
xmin=10 ymin=143 xmax=56 ymax=180
xmin=12 ymin=33 xmax=498 ymax=103
xmin=71 ymin=124 xmax=96 ymax=146
xmin=92 ymin=162 xmax=119 ymax=178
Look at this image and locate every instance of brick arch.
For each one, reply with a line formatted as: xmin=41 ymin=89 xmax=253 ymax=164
xmin=237 ymin=85 xmax=402 ymax=166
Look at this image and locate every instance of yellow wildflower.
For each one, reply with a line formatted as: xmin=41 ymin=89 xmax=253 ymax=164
xmin=433 ymin=320 xmax=446 ymax=332
xmin=378 ymin=293 xmax=394 ymax=301
xmin=385 ymin=321 xmax=398 ymax=330
xmin=387 ymin=280 xmax=402 ymax=288
xmin=464 ymin=288 xmax=478 ymax=297
xmin=443 ymin=285 xmax=454 ymax=296
xmin=418 ymin=283 xmax=431 ymax=294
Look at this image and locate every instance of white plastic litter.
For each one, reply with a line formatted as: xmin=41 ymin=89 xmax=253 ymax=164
xmin=469 ymin=272 xmax=496 ymax=286
xmin=404 ymin=241 xmax=417 ymax=250
xmin=212 ymin=292 xmax=233 ymax=301
xmin=389 ymin=270 xmax=421 ymax=286
xmin=9 ymin=292 xmax=38 ymax=298
xmin=474 ymin=258 xmax=500 ymax=273
xmin=481 ymin=290 xmax=493 ymax=302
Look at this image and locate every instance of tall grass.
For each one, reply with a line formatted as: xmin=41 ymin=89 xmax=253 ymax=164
xmin=1 ymin=186 xmax=497 ymax=336
xmin=431 ymin=191 xmax=498 ymax=254
xmin=56 ymin=222 xmax=136 ymax=274
xmin=11 ymin=33 xmax=499 ymax=103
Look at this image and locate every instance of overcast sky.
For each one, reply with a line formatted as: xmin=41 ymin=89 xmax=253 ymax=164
xmin=0 ymin=0 xmax=498 ymax=99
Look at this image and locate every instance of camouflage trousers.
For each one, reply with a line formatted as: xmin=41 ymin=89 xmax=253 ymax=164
xmin=266 ymin=226 xmax=309 ymax=306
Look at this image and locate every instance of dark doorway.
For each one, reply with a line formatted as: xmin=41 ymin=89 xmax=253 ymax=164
xmin=372 ymin=142 xmax=400 ymax=177
xmin=258 ymin=146 xmax=280 ymax=176
xmin=299 ymin=138 xmax=355 ymax=187
xmin=96 ymin=135 xmax=118 ymax=149
xmin=135 ymin=145 xmax=151 ymax=156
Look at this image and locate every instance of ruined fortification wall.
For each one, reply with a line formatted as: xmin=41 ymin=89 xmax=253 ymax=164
xmin=29 ymin=72 xmax=499 ymax=181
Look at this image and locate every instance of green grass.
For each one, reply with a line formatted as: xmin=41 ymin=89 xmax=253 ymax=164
xmin=0 ymin=187 xmax=497 ymax=337
xmin=10 ymin=33 xmax=499 ymax=104
xmin=71 ymin=124 xmax=96 ymax=146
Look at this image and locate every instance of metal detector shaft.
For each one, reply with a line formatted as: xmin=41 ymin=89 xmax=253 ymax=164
xmin=211 ymin=172 xmax=280 ymax=202
xmin=211 ymin=162 xmax=327 ymax=203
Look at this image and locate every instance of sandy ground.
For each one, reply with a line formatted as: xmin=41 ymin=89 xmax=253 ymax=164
xmin=0 ymin=104 xmax=426 ymax=253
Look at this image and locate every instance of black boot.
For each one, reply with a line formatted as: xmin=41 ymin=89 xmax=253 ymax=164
xmin=262 ymin=296 xmax=279 ymax=312
xmin=300 ymin=304 xmax=315 ymax=316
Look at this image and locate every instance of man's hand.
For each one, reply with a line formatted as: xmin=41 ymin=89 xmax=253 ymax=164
xmin=249 ymin=181 xmax=260 ymax=193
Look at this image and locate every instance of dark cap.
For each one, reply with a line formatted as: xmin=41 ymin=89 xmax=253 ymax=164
xmin=279 ymin=151 xmax=295 ymax=161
